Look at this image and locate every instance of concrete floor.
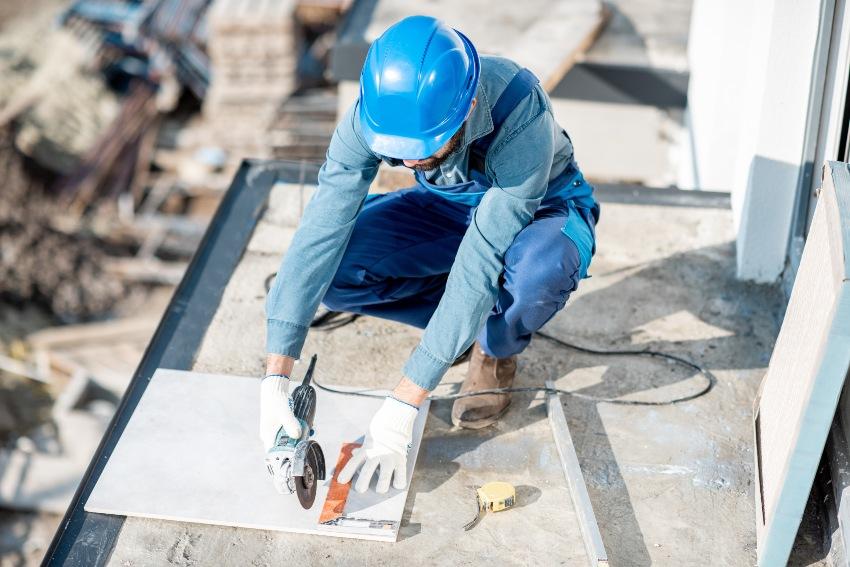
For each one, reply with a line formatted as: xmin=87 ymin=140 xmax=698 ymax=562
xmin=332 ymin=0 xmax=693 ymax=188
xmin=101 ymin=179 xmax=797 ymax=566
xmin=586 ymin=0 xmax=692 ymax=70
xmin=551 ymin=0 xmax=693 ymax=187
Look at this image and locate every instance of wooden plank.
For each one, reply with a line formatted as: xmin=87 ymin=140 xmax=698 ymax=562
xmin=506 ymin=2 xmax=610 ymax=92
xmin=0 ymin=353 xmax=44 ymax=382
xmin=104 ymin=257 xmax=187 ymax=285
xmin=27 ymin=317 xmax=159 ymax=350
xmin=546 ymin=380 xmax=608 ymax=567
xmin=754 ymin=160 xmax=850 ymax=566
xmin=334 ymin=0 xmax=608 ymax=92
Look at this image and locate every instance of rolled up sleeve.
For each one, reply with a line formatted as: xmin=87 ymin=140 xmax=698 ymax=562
xmin=265 ymin=102 xmax=380 ymax=358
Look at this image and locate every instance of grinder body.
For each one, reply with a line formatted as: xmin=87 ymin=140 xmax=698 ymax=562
xmin=265 ymin=355 xmax=326 ymax=508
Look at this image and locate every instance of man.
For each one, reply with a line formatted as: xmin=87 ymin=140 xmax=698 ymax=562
xmin=259 ymin=16 xmax=599 ymax=495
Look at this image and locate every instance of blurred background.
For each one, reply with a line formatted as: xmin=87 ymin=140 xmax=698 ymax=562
xmin=0 ymin=0 xmax=843 ymax=564
xmin=0 ymin=1 xmax=346 ymax=563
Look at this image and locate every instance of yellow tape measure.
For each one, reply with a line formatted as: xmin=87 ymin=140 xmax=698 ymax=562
xmin=463 ymin=481 xmax=516 ymax=530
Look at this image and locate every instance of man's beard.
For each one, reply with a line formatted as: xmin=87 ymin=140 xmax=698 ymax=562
xmin=407 ymin=123 xmax=467 ymax=171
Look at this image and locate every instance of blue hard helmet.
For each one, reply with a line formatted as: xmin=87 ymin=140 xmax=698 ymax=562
xmin=359 ymin=16 xmax=480 ymax=160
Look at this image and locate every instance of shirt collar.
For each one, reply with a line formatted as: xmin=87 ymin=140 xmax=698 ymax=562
xmin=462 ymin=81 xmax=493 ymax=148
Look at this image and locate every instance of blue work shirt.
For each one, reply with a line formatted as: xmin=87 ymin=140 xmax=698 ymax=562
xmin=266 ymin=55 xmax=591 ymax=391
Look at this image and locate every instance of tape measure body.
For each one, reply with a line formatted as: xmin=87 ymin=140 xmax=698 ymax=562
xmin=477 ymin=481 xmax=516 ymax=513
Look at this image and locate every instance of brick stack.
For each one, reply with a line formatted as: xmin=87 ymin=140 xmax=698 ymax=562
xmin=205 ymin=0 xmax=298 ymax=151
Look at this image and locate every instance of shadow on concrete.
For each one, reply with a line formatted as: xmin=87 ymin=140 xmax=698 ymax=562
xmin=787 ymin=458 xmax=833 ymax=566
xmin=550 ymin=2 xmax=691 ymax=108
xmin=400 ymin=239 xmax=782 ymax=563
xmin=512 ymin=485 xmax=542 ymax=510
xmin=533 ymin=240 xmax=780 ymax=564
xmin=552 ymin=63 xmax=689 ymax=109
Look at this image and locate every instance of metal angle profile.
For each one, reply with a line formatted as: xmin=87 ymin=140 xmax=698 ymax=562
xmin=545 ymin=379 xmax=608 ymax=567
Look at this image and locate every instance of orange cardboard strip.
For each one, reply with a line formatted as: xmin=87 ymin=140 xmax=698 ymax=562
xmin=319 ymin=442 xmax=362 ymax=524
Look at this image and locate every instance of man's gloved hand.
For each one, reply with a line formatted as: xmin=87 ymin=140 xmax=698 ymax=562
xmin=337 ymin=397 xmax=418 ymax=494
xmin=259 ymin=374 xmax=302 ymax=450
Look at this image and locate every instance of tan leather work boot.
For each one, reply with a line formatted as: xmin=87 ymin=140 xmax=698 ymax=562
xmin=451 ymin=343 xmax=517 ymax=429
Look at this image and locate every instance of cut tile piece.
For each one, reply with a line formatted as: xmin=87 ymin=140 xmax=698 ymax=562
xmin=754 ymin=161 xmax=850 ymax=566
xmin=85 ymin=369 xmax=429 ymax=542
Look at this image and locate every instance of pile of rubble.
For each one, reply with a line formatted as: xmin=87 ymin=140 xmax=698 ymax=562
xmin=0 ymin=130 xmax=126 ymax=320
xmin=0 ymin=0 xmax=348 ymax=315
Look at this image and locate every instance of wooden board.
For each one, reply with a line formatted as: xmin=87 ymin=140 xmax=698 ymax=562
xmin=85 ymin=369 xmax=429 ymax=542
xmin=26 ymin=316 xmax=159 ymax=350
xmin=754 ymin=161 xmax=850 ymax=566
xmin=354 ymin=0 xmax=608 ymax=91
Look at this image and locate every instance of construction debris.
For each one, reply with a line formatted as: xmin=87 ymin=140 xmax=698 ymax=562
xmin=0 ymin=314 xmax=162 ymax=514
xmin=0 ymin=15 xmax=118 ymax=174
xmin=0 ymin=130 xmax=126 ymax=321
xmin=0 ymin=0 xmax=349 ymax=532
xmin=269 ymin=88 xmax=338 ymax=161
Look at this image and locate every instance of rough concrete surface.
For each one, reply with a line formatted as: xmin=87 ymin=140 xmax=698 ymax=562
xmin=553 ymin=0 xmax=692 ymax=187
xmin=585 ymin=0 xmax=692 ymax=70
xmin=551 ymin=100 xmax=685 ymax=187
xmin=99 ymin=179 xmax=800 ymax=566
xmin=332 ymin=0 xmax=693 ymax=189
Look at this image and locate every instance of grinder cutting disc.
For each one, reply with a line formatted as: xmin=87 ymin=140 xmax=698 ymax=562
xmin=295 ymin=444 xmax=319 ymax=508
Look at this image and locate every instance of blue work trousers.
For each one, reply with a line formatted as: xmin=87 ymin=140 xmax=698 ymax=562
xmin=322 ymin=187 xmax=592 ymax=359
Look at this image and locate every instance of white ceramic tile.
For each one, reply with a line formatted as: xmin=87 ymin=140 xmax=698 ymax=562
xmin=85 ymin=369 xmax=429 ymax=542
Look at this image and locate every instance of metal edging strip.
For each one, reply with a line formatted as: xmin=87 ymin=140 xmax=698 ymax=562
xmin=545 ymin=379 xmax=608 ymax=567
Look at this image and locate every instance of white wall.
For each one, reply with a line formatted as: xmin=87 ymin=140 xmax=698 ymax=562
xmin=728 ymin=0 xmax=776 ymax=236
xmin=684 ymin=0 xmax=761 ymax=194
xmin=686 ymin=0 xmax=829 ymax=283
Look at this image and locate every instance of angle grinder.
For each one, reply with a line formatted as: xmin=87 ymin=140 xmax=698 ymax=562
xmin=264 ymin=354 xmax=326 ymax=508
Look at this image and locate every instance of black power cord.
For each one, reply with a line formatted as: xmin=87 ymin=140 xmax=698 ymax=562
xmin=307 ymin=310 xmax=716 ymax=406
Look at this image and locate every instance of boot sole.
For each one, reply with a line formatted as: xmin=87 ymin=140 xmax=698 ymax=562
xmin=451 ymin=400 xmax=512 ymax=430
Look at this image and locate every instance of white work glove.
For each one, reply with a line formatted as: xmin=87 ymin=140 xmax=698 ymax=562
xmin=337 ymin=397 xmax=418 ymax=494
xmin=259 ymin=374 xmax=302 ymax=450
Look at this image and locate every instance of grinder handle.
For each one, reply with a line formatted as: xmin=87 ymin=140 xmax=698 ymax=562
xmin=302 ymin=354 xmax=318 ymax=387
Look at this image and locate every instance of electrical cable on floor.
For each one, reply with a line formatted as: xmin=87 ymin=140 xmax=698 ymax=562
xmin=306 ymin=310 xmax=716 ymax=406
